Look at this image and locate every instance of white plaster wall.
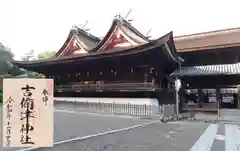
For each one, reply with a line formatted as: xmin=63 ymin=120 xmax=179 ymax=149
xmin=54 ymin=97 xmax=159 ymax=106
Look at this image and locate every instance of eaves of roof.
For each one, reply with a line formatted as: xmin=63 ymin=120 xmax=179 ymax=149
xmin=174 ymin=27 xmax=240 ymax=52
xmin=11 ymin=32 xmax=179 ymax=67
xmin=171 ymin=62 xmax=240 ymax=77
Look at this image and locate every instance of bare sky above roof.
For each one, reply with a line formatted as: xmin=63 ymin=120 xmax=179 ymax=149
xmin=0 ymin=0 xmax=239 ymax=59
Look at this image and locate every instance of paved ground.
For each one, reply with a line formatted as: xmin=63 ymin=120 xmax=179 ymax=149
xmin=31 ymin=121 xmax=209 ymax=151
xmin=0 ymin=110 xmax=153 ymax=151
xmin=1 ymin=108 xmax=240 ymax=151
xmin=23 ymin=121 xmax=240 ymax=151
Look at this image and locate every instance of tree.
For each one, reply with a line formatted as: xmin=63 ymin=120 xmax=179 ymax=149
xmin=37 ymin=50 xmax=56 ymax=60
xmin=20 ymin=49 xmax=36 ymax=61
xmin=0 ymin=43 xmax=15 ymax=75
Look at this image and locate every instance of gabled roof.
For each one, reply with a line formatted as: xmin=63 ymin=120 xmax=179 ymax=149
xmin=51 ymin=26 xmax=101 ymax=58
xmin=50 ymin=15 xmax=149 ymax=58
xmin=11 ymin=32 xmax=180 ymax=69
xmin=91 ymin=15 xmax=150 ymax=52
xmin=174 ymin=27 xmax=240 ymax=52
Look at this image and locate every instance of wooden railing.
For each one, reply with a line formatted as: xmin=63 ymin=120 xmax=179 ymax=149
xmin=56 ymin=82 xmax=159 ymax=91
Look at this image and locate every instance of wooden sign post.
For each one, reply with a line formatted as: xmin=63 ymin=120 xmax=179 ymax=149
xmin=2 ymin=78 xmax=54 ymax=148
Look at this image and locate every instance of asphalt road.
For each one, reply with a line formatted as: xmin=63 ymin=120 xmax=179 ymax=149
xmin=1 ymin=107 xmax=240 ymax=151
xmin=19 ymin=120 xmax=240 ymax=151
xmin=32 ymin=121 xmax=209 ymax=151
xmin=0 ymin=110 xmax=153 ymax=151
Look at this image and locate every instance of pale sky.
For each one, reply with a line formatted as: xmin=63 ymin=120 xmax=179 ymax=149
xmin=0 ymin=0 xmax=239 ymax=60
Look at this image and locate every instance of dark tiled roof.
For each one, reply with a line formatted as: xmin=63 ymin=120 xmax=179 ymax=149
xmin=174 ymin=27 xmax=240 ymax=52
xmin=74 ymin=26 xmax=101 ymax=42
xmin=171 ymin=63 xmax=240 ymax=76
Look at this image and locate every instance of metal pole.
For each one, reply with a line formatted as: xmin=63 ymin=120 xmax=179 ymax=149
xmin=175 ymin=61 xmax=182 ymax=120
xmin=178 ymin=62 xmax=181 ymax=119
xmin=176 ymin=88 xmax=179 ymax=119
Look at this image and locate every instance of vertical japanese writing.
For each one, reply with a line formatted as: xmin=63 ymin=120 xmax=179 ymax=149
xmin=42 ymin=89 xmax=48 ymax=106
xmin=3 ymin=79 xmax=54 ymax=147
xmin=4 ymin=96 xmax=15 ymax=147
xmin=20 ymin=85 xmax=35 ymax=145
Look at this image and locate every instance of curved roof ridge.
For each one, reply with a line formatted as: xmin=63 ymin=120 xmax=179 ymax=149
xmin=91 ymin=18 xmax=119 ymax=51
xmin=174 ymin=27 xmax=240 ymax=40
xmin=116 ymin=15 xmax=149 ymax=41
xmin=50 ymin=28 xmax=97 ymax=58
xmin=11 ymin=30 xmax=180 ymax=67
xmin=92 ymin=15 xmax=150 ymax=51
xmin=153 ymin=31 xmax=180 ymax=63
xmin=50 ymin=30 xmax=75 ymax=58
xmin=72 ymin=26 xmax=101 ymax=42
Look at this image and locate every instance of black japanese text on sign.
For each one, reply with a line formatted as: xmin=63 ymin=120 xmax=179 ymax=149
xmin=20 ymin=85 xmax=35 ymax=145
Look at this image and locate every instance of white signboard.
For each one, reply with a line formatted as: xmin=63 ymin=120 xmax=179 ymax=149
xmin=2 ymin=78 xmax=54 ymax=148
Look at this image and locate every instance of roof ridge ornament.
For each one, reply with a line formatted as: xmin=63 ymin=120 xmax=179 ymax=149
xmin=125 ymin=9 xmax=134 ymax=23
xmin=114 ymin=14 xmax=121 ymax=20
xmin=146 ymin=29 xmax=152 ymax=39
xmin=115 ymin=9 xmax=133 ymax=23
xmin=75 ymin=20 xmax=90 ymax=32
xmin=124 ymin=9 xmax=132 ymax=20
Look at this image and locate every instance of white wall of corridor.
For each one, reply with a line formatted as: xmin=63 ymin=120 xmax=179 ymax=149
xmin=54 ymin=97 xmax=159 ymax=106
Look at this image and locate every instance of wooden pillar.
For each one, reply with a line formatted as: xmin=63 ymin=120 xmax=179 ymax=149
xmin=216 ymin=88 xmax=221 ymax=118
xmin=197 ymin=89 xmax=201 ymax=108
xmin=144 ymin=71 xmax=148 ymax=83
xmin=178 ymin=88 xmax=185 ymax=113
xmin=238 ymin=95 xmax=240 ymax=109
xmin=237 ymin=86 xmax=240 ymax=109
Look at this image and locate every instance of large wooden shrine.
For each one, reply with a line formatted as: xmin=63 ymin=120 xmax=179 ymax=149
xmin=11 ymin=15 xmax=181 ymax=104
xmin=11 ymin=14 xmax=240 ymax=110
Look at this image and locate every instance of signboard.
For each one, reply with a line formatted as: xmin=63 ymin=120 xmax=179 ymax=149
xmin=2 ymin=78 xmax=54 ymax=148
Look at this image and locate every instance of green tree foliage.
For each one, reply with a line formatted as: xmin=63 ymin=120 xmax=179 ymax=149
xmin=20 ymin=49 xmax=36 ymax=61
xmin=0 ymin=42 xmax=28 ymax=76
xmin=37 ymin=50 xmax=56 ymax=60
xmin=0 ymin=43 xmax=15 ymax=75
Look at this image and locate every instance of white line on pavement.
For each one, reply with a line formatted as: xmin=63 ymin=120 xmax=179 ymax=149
xmin=225 ymin=124 xmax=240 ymax=151
xmin=189 ymin=124 xmax=218 ymax=151
xmin=17 ymin=120 xmax=158 ymax=151
xmin=55 ymin=109 xmax=142 ymax=119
